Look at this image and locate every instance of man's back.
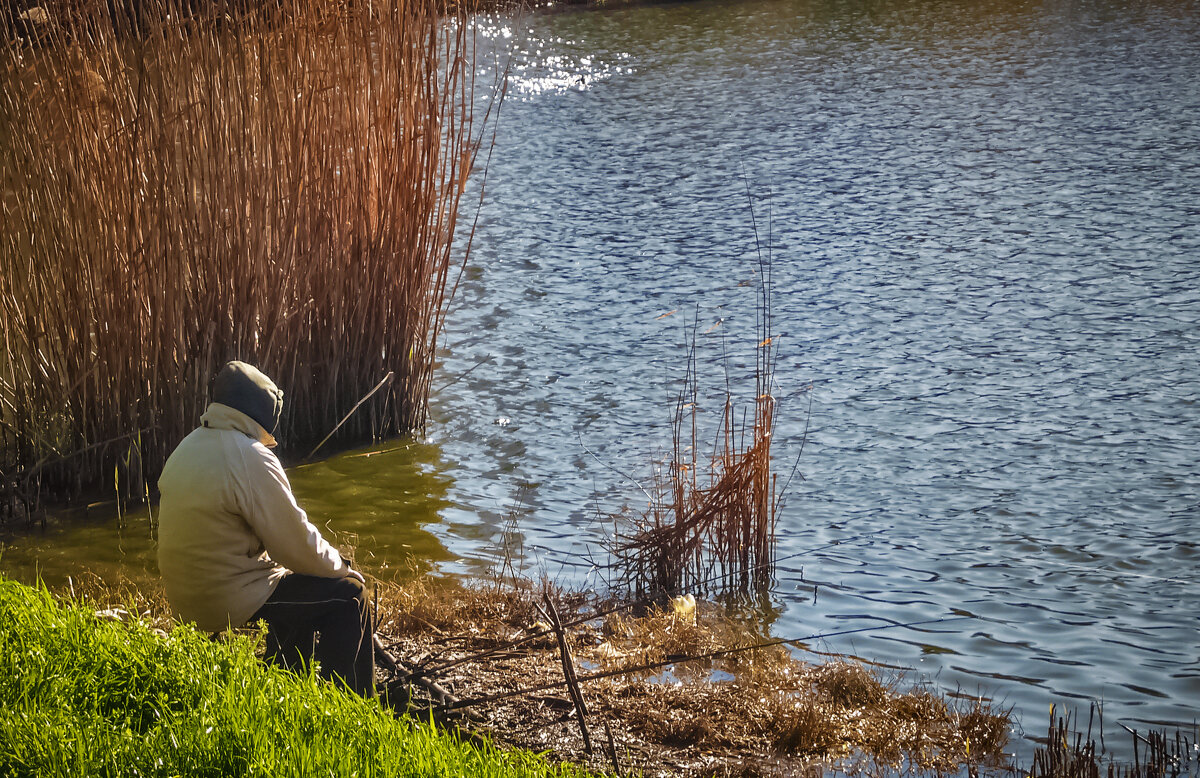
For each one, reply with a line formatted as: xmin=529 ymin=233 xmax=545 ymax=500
xmin=158 ymin=403 xmax=287 ymax=631
xmin=157 ymin=361 xmax=373 ymax=695
xmin=158 ymin=402 xmax=347 ymax=632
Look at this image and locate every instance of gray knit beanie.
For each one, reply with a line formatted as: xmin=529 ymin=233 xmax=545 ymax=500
xmin=211 ymin=361 xmax=284 ymax=434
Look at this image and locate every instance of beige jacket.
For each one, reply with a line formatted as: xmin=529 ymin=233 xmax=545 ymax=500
xmin=157 ymin=403 xmax=349 ymax=632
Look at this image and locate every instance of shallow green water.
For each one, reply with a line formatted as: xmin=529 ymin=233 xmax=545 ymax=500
xmin=0 ymin=440 xmax=461 ymax=588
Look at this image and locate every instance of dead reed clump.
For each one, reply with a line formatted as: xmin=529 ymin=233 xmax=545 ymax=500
xmin=594 ymin=603 xmax=719 ymax=671
xmin=1028 ymin=704 xmax=1197 ymax=778
xmin=609 ymin=314 xmax=782 ymax=604
xmin=608 ymin=211 xmax=790 ymax=604
xmin=810 ymin=660 xmax=887 ymax=708
xmin=954 ymin=702 xmax=1012 ymax=761
xmin=0 ymin=0 xmax=489 ymax=524
xmin=772 ymin=697 xmax=842 ymax=757
xmin=375 ymin=576 xmax=548 ymax=638
xmin=599 ymin=656 xmax=1008 ymax=775
xmin=587 ymin=596 xmax=797 ymax=687
xmin=614 ymin=682 xmax=773 ymax=750
xmin=888 ymin=689 xmax=949 ymax=722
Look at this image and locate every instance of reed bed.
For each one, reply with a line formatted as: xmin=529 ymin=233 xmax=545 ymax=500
xmin=0 ymin=0 xmax=485 ymax=522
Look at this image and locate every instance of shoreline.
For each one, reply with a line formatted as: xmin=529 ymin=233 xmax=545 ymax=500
xmin=5 ymin=572 xmax=1197 ymax=777
xmin=4 ymin=573 xmax=1013 ymax=777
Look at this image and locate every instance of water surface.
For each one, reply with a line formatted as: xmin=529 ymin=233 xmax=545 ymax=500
xmin=437 ymin=0 xmax=1200 ymax=755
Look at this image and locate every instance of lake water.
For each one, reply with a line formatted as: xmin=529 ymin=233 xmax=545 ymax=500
xmin=3 ymin=0 xmax=1199 ymax=764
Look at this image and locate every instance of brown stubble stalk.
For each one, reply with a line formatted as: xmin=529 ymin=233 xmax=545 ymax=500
xmin=0 ymin=0 xmax=485 ymax=523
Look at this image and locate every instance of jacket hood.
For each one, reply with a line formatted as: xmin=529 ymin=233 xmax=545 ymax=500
xmin=211 ymin=361 xmax=283 ymax=435
xmin=200 ymin=403 xmax=278 ymax=448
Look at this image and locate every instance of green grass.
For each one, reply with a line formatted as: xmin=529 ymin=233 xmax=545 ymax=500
xmin=0 ymin=577 xmax=592 ymax=778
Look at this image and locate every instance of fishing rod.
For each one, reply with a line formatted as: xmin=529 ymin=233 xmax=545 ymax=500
xmin=395 ymin=528 xmax=890 ymax=683
xmin=438 ymin=615 xmax=971 ymax=713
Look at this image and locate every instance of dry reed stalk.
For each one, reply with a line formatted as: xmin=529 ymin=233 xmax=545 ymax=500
xmin=1 ymin=0 xmax=488 ymax=522
xmin=609 ymin=191 xmax=783 ymax=599
xmin=611 ymin=310 xmax=780 ymax=601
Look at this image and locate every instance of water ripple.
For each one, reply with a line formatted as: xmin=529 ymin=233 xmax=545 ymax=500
xmin=436 ymin=0 xmax=1200 ymax=759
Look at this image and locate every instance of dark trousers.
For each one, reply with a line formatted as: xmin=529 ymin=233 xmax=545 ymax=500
xmin=252 ymin=573 xmax=375 ymax=697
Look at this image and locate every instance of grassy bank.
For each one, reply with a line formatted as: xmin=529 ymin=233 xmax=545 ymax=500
xmin=0 ymin=576 xmax=590 ymax=778
xmin=0 ymin=0 xmax=484 ymax=520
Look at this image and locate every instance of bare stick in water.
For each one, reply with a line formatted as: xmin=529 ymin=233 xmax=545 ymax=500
xmin=305 ymin=372 xmax=395 ymax=462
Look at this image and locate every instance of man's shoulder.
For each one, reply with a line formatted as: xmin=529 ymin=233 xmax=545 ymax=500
xmin=227 ymin=430 xmax=283 ymax=474
xmin=160 ymin=426 xmax=227 ymax=491
xmin=162 ymin=426 xmax=209 ymax=468
xmin=164 ymin=425 xmax=272 ymax=471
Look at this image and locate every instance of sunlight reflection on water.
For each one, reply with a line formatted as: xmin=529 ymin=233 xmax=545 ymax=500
xmin=471 ymin=14 xmax=633 ymax=95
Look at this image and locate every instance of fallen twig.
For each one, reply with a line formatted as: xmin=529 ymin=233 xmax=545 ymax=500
xmin=543 ymin=593 xmax=592 ymax=755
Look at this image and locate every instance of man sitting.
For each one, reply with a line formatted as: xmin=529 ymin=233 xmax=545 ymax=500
xmin=157 ymin=361 xmax=374 ymax=696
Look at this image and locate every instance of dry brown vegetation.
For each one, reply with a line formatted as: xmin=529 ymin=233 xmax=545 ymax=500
xmin=374 ymin=577 xmax=1012 ymax=777
xmin=609 ymin=381 xmax=779 ymax=602
xmin=0 ymin=0 xmax=486 ymax=522
xmin=610 ymin=276 xmax=784 ymax=603
xmin=1029 ymin=705 xmax=1197 ymax=778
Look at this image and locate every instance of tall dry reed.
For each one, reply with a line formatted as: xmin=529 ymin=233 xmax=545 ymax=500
xmin=0 ymin=0 xmax=486 ymax=522
xmin=611 ymin=284 xmax=781 ymax=601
